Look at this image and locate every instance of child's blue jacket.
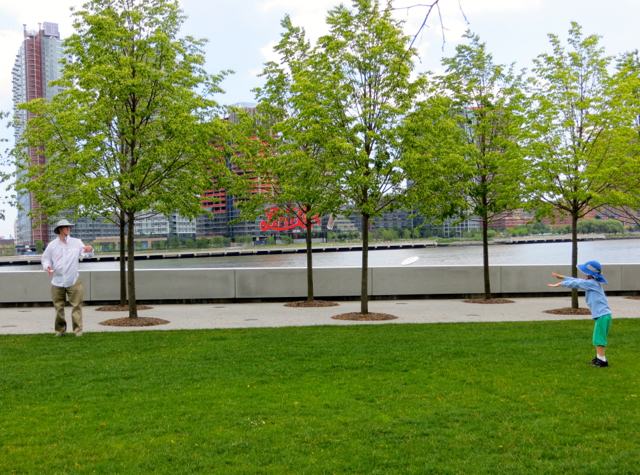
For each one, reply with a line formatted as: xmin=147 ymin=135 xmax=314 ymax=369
xmin=561 ymin=277 xmax=611 ymax=319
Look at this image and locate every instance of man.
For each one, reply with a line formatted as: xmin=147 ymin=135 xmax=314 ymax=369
xmin=41 ymin=219 xmax=94 ymax=337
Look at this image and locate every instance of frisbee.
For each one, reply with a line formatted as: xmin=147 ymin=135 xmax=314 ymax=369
xmin=401 ymin=256 xmax=419 ymax=266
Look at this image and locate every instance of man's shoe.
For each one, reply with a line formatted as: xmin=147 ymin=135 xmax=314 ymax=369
xmin=75 ymin=332 xmax=83 ymax=337
xmin=55 ymin=332 xmax=66 ymax=337
xmin=593 ymin=359 xmax=609 ymax=367
xmin=588 ymin=357 xmax=598 ymax=365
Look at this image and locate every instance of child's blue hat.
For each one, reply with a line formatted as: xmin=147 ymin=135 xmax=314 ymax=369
xmin=577 ymin=261 xmax=607 ymax=284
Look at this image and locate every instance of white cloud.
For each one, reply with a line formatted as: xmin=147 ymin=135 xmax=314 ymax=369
xmin=259 ymin=40 xmax=280 ymax=63
xmin=1 ymin=1 xmax=77 ymax=35
xmin=257 ymin=0 xmax=338 ymax=41
xmin=459 ymin=0 xmax=542 ymax=14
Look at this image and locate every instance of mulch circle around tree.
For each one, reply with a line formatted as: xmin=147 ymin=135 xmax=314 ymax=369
xmin=96 ymin=305 xmax=165 ymax=327
xmin=95 ymin=305 xmax=153 ymax=312
xmin=543 ymin=307 xmax=592 ymax=315
xmin=99 ymin=317 xmax=170 ymax=327
xmin=625 ymin=296 xmax=640 ymax=300
xmin=463 ymin=298 xmax=515 ymax=304
xmin=284 ymin=300 xmax=339 ymax=308
xmin=331 ymin=312 xmax=398 ymax=321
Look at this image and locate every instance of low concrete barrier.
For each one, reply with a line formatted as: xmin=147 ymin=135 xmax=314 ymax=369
xmin=0 ymin=264 xmax=638 ymax=305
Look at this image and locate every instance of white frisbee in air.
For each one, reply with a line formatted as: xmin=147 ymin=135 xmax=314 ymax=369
xmin=401 ymin=256 xmax=419 ymax=266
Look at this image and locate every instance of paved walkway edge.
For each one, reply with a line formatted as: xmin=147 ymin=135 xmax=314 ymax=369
xmin=0 ymin=296 xmax=637 ymax=335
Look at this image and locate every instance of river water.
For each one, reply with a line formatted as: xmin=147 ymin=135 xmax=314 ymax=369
xmin=4 ymin=239 xmax=639 ymax=271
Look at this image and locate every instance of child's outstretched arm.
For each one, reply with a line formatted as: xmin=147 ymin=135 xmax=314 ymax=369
xmin=548 ymin=272 xmax=565 ymax=287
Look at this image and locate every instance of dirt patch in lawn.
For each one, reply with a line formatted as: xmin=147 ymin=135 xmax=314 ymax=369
xmin=98 ymin=317 xmax=170 ymax=327
xmin=463 ymin=298 xmax=515 ymax=304
xmin=624 ymin=296 xmax=640 ymax=300
xmin=332 ymin=312 xmax=397 ymax=321
xmin=285 ymin=300 xmax=339 ymax=308
xmin=543 ymin=307 xmax=592 ymax=315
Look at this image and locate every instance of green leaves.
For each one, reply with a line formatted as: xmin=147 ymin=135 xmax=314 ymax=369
xmin=527 ymin=23 xmax=640 ymax=217
xmin=431 ymin=31 xmax=529 ymax=222
xmin=401 ymin=95 xmax=471 ymax=222
xmin=0 ymin=111 xmax=12 ymax=221
xmin=315 ymin=0 xmax=420 ymax=215
xmin=12 ymin=0 xmax=229 ymax=226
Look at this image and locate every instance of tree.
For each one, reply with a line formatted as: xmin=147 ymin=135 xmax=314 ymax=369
xmin=575 ymin=218 xmax=625 ymax=235
xmin=235 ymin=235 xmax=253 ymax=245
xmin=0 ymin=244 xmax=16 ymax=256
xmin=196 ymin=238 xmax=209 ymax=249
xmin=12 ymin=0 xmax=229 ymax=318
xmin=532 ymin=221 xmax=551 ymax=234
xmin=231 ymin=15 xmax=344 ymax=303
xmin=152 ymin=240 xmax=166 ymax=250
xmin=306 ymin=0 xmax=428 ymax=314
xmin=433 ymin=31 xmax=529 ymax=300
xmin=0 ymin=111 xmax=11 ymax=222
xmin=527 ymin=23 xmax=640 ymax=309
xmin=607 ymin=50 xmax=640 ymax=226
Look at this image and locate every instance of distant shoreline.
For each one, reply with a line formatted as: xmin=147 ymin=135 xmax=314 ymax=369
xmin=2 ymin=234 xmax=638 ymax=268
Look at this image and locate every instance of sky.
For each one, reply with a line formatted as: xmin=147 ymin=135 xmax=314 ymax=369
xmin=0 ymin=0 xmax=639 ymax=239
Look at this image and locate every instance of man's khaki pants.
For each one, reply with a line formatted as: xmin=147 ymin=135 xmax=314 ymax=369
xmin=52 ymin=278 xmax=83 ymax=335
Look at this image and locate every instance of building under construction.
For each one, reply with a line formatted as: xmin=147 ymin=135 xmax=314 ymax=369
xmin=12 ymin=22 xmax=66 ymax=246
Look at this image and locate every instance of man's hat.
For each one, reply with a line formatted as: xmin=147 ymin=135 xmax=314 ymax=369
xmin=53 ymin=219 xmax=75 ymax=235
xmin=577 ymin=260 xmax=608 ymax=284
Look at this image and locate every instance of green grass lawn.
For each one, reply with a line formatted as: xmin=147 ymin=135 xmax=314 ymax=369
xmin=1 ymin=319 xmax=639 ymax=474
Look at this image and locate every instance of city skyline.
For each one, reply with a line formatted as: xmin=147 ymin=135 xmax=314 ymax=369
xmin=1 ymin=0 xmax=639 ymax=238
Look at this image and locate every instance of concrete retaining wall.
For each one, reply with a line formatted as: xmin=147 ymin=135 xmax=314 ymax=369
xmin=1 ymin=264 xmax=639 ymax=305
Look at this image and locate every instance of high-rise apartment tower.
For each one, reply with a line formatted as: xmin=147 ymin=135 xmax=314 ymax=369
xmin=12 ymin=22 xmax=65 ymax=245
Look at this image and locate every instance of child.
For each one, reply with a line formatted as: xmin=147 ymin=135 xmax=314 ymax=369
xmin=548 ymin=261 xmax=612 ymax=368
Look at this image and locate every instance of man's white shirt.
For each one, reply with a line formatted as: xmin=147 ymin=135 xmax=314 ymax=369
xmin=41 ymin=236 xmax=94 ymax=288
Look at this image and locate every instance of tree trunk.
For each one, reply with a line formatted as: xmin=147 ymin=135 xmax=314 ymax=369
xmin=127 ymin=210 xmax=138 ymax=318
xmin=305 ymin=210 xmax=314 ymax=301
xmin=119 ymin=212 xmax=127 ymax=306
xmin=361 ymin=213 xmax=369 ymax=315
xmin=482 ymin=215 xmax=491 ymax=300
xmin=571 ymin=209 xmax=579 ymax=309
